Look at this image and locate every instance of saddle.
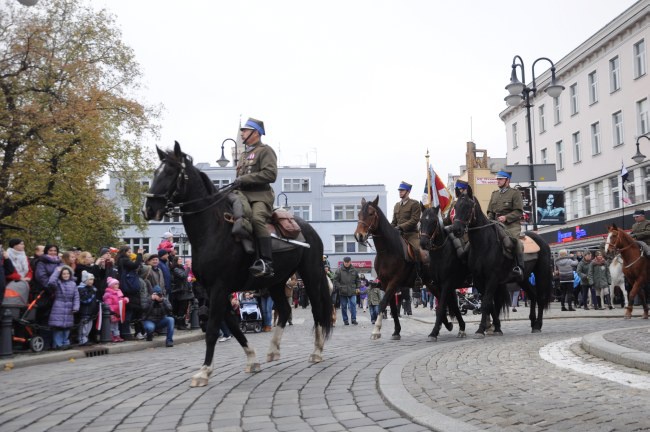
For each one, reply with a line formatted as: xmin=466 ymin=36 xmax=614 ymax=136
xmin=225 ymin=192 xmax=305 ymax=255
xmin=400 ymin=235 xmax=430 ymax=266
xmin=494 ymin=223 xmax=539 ymax=261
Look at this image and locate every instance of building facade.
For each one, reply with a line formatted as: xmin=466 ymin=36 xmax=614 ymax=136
xmin=500 ymin=0 xmax=649 ymax=250
xmin=106 ymin=162 xmax=387 ymax=276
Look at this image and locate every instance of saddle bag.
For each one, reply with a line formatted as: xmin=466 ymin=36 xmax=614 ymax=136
xmin=272 ymin=209 xmax=301 ymax=239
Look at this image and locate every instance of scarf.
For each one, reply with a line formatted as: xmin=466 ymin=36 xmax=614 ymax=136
xmin=7 ymin=247 xmax=29 ymax=278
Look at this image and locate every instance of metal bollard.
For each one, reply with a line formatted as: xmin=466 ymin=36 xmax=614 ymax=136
xmin=0 ymin=308 xmax=14 ymax=357
xmin=100 ymin=303 xmax=112 ymax=343
xmin=190 ymin=299 xmax=200 ymax=330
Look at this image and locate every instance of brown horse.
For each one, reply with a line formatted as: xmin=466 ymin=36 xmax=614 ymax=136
xmin=604 ymin=224 xmax=649 ymax=319
xmin=354 ymin=196 xmax=454 ymax=340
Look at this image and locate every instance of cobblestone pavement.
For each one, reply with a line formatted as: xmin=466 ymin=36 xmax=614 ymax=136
xmin=1 ymin=304 xmax=649 ymax=432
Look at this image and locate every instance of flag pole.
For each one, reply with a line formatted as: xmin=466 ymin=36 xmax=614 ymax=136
xmin=425 ymin=150 xmax=432 ymax=208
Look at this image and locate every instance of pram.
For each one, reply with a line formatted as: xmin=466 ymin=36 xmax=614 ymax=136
xmin=458 ymin=290 xmax=481 ymax=315
xmin=239 ymin=297 xmax=263 ymax=333
xmin=3 ymin=281 xmax=45 ymax=352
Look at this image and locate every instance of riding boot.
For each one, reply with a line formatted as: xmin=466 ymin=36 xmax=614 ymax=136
xmin=449 ymin=231 xmax=469 ymax=263
xmin=511 ymin=247 xmax=525 ymax=282
xmin=249 ymin=237 xmax=274 ymax=278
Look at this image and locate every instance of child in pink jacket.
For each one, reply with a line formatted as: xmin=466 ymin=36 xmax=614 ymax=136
xmin=102 ymin=277 xmax=129 ymax=342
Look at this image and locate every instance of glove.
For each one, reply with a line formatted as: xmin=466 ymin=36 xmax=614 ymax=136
xmin=231 ymin=178 xmax=242 ymax=189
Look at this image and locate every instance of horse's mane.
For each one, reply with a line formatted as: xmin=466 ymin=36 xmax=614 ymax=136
xmin=369 ymin=201 xmax=404 ymax=252
xmin=165 ymin=148 xmax=218 ymax=195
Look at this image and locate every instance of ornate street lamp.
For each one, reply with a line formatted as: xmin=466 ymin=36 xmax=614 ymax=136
xmin=217 ymin=138 xmax=238 ymax=168
xmin=632 ymin=133 xmax=649 ymax=164
xmin=504 ymin=55 xmax=564 ymax=231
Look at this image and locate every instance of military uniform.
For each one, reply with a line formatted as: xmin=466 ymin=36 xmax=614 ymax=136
xmin=487 ymin=187 xmax=523 ymax=238
xmin=235 ymin=143 xmax=277 ymax=237
xmin=631 ymin=218 xmax=650 ymax=244
xmin=391 ymin=198 xmax=421 ymax=251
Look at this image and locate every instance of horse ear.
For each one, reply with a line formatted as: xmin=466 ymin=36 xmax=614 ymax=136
xmin=156 ymin=146 xmax=166 ymax=162
xmin=174 ymin=141 xmax=183 ymax=158
xmin=372 ymin=195 xmax=379 ymax=207
xmin=420 ymin=202 xmax=425 ymax=212
xmin=361 ymin=197 xmax=367 ymax=206
xmin=467 ymin=185 xmax=474 ymax=198
xmin=611 ymin=223 xmax=618 ymax=230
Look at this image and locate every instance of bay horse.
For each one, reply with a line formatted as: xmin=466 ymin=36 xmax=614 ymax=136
xmin=419 ymin=205 xmax=467 ymax=341
xmin=354 ymin=196 xmax=455 ymax=340
xmin=451 ymin=186 xmax=553 ymax=337
xmin=604 ymin=224 xmax=649 ymax=319
xmin=142 ymin=142 xmax=333 ymax=386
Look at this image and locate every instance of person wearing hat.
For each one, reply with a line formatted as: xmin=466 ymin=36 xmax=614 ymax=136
xmin=487 ymin=170 xmax=525 ymax=281
xmin=631 ymin=209 xmax=650 ymax=256
xmin=391 ymin=181 xmax=422 ymax=253
xmin=157 ymin=232 xmax=175 ymax=254
xmin=143 ymin=253 xmax=166 ymax=294
xmin=232 ymin=117 xmax=277 ymax=278
xmin=141 ymin=285 xmax=174 ymax=347
xmin=77 ymin=270 xmax=98 ymax=346
xmin=333 ymin=257 xmax=360 ymax=325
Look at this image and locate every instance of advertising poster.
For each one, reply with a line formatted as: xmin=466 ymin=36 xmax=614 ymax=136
xmin=537 ymin=190 xmax=566 ymax=225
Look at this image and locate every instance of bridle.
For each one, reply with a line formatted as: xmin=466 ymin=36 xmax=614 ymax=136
xmin=452 ymin=196 xmax=478 ymax=234
xmin=420 ymin=215 xmax=447 ymax=251
xmin=144 ymin=157 xmax=233 ymax=216
xmin=357 ymin=204 xmax=379 ymax=235
xmin=606 ymin=229 xmax=643 ymax=268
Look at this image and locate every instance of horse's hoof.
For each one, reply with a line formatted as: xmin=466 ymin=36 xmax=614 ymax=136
xmin=244 ymin=363 xmax=261 ymax=373
xmin=444 ymin=322 xmax=453 ymax=332
xmin=370 ymin=333 xmax=382 ymax=340
xmin=531 ymin=328 xmax=542 ymax=333
xmin=491 ymin=330 xmax=504 ymax=336
xmin=473 ymin=332 xmax=485 ymax=339
xmin=427 ymin=335 xmax=438 ymax=342
xmin=190 ymin=377 xmax=208 ymax=387
xmin=624 ymin=315 xmax=632 ymax=320
xmin=266 ymin=352 xmax=280 ymax=362
xmin=457 ymin=331 xmax=466 ymax=338
xmin=308 ymin=354 xmax=323 ymax=363
xmin=643 ymin=315 xmax=649 ymax=320
xmin=391 ymin=334 xmax=401 ymax=340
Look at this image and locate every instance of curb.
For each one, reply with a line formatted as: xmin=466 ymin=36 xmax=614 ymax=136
xmin=581 ymin=325 xmax=650 ymax=372
xmin=378 ymin=344 xmax=482 ymax=432
xmin=1 ymin=331 xmax=205 ymax=371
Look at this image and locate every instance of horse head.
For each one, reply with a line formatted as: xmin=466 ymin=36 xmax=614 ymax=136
xmin=605 ymin=224 xmax=621 ymax=254
xmin=451 ymin=187 xmax=476 ymax=237
xmin=354 ymin=196 xmax=380 ymax=244
xmin=419 ymin=205 xmax=442 ymax=251
xmin=142 ymin=141 xmax=196 ymax=221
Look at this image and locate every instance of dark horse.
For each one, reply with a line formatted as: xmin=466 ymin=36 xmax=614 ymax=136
xmin=604 ymin=224 xmax=649 ymax=319
xmin=419 ymin=205 xmax=467 ymax=341
xmin=451 ymin=186 xmax=553 ymax=337
xmin=142 ymin=142 xmax=333 ymax=386
xmin=354 ymin=196 xmax=455 ymax=340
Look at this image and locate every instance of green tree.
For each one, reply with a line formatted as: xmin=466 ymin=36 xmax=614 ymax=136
xmin=0 ymin=0 xmax=159 ymax=252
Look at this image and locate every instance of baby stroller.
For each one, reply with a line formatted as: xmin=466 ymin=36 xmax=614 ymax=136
xmin=458 ymin=290 xmax=482 ymax=315
xmin=239 ymin=296 xmax=263 ymax=333
xmin=3 ymin=281 xmax=46 ymax=352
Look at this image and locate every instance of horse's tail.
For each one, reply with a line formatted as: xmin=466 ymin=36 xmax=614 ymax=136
xmin=317 ymin=269 xmax=334 ymax=339
xmin=525 ymin=231 xmax=553 ymax=310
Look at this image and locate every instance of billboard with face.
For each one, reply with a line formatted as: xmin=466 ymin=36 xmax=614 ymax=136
xmin=537 ymin=190 xmax=566 ymax=225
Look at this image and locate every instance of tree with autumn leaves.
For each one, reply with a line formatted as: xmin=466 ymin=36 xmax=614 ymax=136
xmin=0 ymin=0 xmax=159 ymax=252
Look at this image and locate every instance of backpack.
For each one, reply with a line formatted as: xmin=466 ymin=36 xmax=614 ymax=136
xmin=121 ymin=270 xmax=141 ymax=297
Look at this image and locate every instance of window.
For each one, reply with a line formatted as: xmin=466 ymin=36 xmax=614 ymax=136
xmin=634 ymin=39 xmax=646 ymax=78
xmin=212 ymin=179 xmax=231 ymax=189
xmin=553 ymin=97 xmax=561 ymax=125
xmin=612 ymin=111 xmax=624 ymax=147
xmin=610 ymin=177 xmax=620 ymax=209
xmin=512 ymin=122 xmax=518 ymax=149
xmin=596 ymin=181 xmax=604 ymax=212
xmin=333 ymin=204 xmax=361 ymax=221
xmin=609 ymin=56 xmax=621 ymax=92
xmin=334 ymin=234 xmax=367 ymax=253
xmin=555 ymin=140 xmax=564 ymax=170
xmin=571 ymin=190 xmax=578 ymax=219
xmin=572 ymin=131 xmax=581 ymax=163
xmin=289 ymin=205 xmax=311 ymax=221
xmin=283 ymin=178 xmax=310 ymax=192
xmin=538 ymin=105 xmax=546 ymax=133
xmin=540 ymin=148 xmax=548 ymax=164
xmin=583 ymin=186 xmax=591 ymax=216
xmin=123 ymin=208 xmax=131 ymax=223
xmin=122 ymin=237 xmax=150 ymax=252
xmin=588 ymin=71 xmax=598 ymax=104
xmin=638 ymin=98 xmax=649 ymax=135
xmin=645 ymin=167 xmax=650 ymax=202
xmin=569 ymin=83 xmax=579 ymax=115
xmin=591 ymin=122 xmax=601 ymax=155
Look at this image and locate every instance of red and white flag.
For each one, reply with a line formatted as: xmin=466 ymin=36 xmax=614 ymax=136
xmin=118 ymin=299 xmax=126 ymax=323
xmin=96 ymin=304 xmax=102 ymax=330
xmin=424 ymin=164 xmax=452 ymax=214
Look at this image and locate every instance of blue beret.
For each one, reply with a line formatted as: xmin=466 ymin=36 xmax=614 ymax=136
xmin=496 ymin=170 xmax=512 ymax=179
xmin=398 ymin=181 xmax=412 ymax=191
xmin=240 ymin=118 xmax=265 ymax=136
xmin=455 ymin=180 xmax=469 ymax=190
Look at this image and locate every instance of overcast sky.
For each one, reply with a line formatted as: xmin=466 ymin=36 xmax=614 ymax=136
xmin=94 ymin=0 xmax=638 ymax=205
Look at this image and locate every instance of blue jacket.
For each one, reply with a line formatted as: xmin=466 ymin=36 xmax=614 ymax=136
xmin=47 ymin=267 xmax=80 ymax=328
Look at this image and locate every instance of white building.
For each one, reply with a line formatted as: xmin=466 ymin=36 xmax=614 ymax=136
xmin=500 ymin=0 xmax=649 ymax=250
xmin=107 ymin=162 xmax=387 ymax=276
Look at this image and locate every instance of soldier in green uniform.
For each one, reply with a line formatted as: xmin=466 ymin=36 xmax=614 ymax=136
xmin=391 ymin=181 xmax=421 ymax=253
xmin=233 ymin=118 xmax=277 ymax=278
xmin=486 ymin=170 xmax=524 ymax=280
xmin=631 ymin=209 xmax=650 ymax=256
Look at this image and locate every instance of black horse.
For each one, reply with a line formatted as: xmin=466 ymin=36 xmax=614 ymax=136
xmin=419 ymin=205 xmax=467 ymax=341
xmin=451 ymin=186 xmax=553 ymax=337
xmin=354 ymin=196 xmax=455 ymax=340
xmin=142 ymin=142 xmax=333 ymax=386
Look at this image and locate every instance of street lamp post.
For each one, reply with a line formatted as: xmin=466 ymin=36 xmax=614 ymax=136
xmin=504 ymin=55 xmax=564 ymax=231
xmin=632 ymin=133 xmax=650 ymax=164
xmin=217 ymin=138 xmax=238 ymax=168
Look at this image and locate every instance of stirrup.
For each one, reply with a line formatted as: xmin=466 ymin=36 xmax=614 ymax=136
xmin=249 ymin=259 xmax=274 ymax=278
xmin=512 ymin=266 xmax=523 ymax=280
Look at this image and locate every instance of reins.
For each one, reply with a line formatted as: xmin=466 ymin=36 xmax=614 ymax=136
xmin=607 ymin=230 xmax=644 ymax=269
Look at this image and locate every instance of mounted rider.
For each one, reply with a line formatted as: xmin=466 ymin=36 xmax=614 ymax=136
xmin=486 ymin=170 xmax=525 ymax=281
xmin=233 ymin=118 xmax=277 ymax=278
xmin=631 ymin=209 xmax=650 ymax=256
xmin=391 ymin=181 xmax=421 ymax=256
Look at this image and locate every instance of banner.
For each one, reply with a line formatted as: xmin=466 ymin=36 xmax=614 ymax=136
xmin=537 ymin=190 xmax=566 ymax=225
xmin=424 ymin=163 xmax=452 ymax=214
